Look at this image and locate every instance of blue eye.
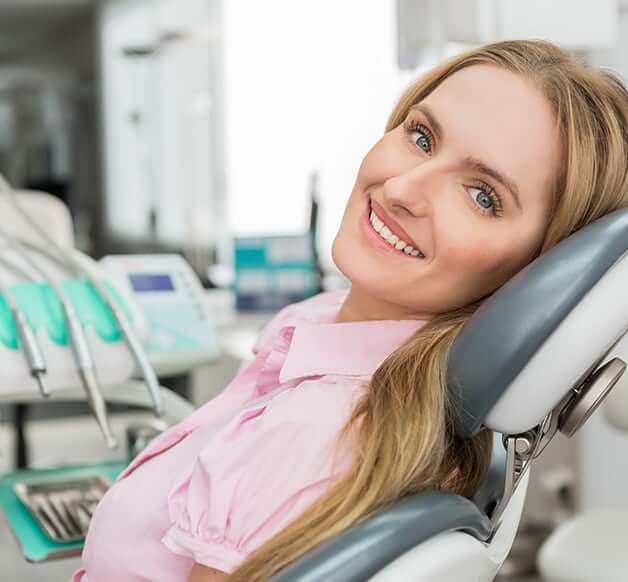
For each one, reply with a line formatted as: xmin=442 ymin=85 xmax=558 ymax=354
xmin=475 ymin=189 xmax=493 ymax=209
xmin=404 ymin=121 xmax=434 ymax=155
xmin=415 ymin=131 xmax=432 ymax=154
xmin=467 ymin=184 xmax=503 ymax=217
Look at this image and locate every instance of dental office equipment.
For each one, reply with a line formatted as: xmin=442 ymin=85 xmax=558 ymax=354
xmin=0 ymin=172 xmax=163 ymax=417
xmin=0 ymin=259 xmax=146 ymax=400
xmin=0 ymin=251 xmax=50 ymax=397
xmin=234 ymin=234 xmax=320 ymax=312
xmin=0 ymin=235 xmax=117 ymax=449
xmin=13 ymin=475 xmax=110 ymax=543
xmin=100 ymin=253 xmax=220 ymax=377
xmin=0 ymin=189 xmax=219 ymax=566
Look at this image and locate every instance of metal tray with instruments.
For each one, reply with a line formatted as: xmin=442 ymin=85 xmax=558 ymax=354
xmin=13 ymin=475 xmax=110 ymax=543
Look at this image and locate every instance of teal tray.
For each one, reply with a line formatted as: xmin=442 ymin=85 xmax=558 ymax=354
xmin=0 ymin=460 xmax=126 ymax=562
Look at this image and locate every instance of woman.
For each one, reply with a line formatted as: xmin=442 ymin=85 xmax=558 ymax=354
xmin=71 ymin=40 xmax=628 ymax=582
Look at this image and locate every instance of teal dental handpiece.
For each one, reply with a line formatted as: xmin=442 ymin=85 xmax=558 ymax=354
xmin=63 ymin=298 xmax=118 ymax=450
xmin=0 ymin=253 xmax=49 ymax=397
xmin=14 ymin=307 xmax=49 ymax=397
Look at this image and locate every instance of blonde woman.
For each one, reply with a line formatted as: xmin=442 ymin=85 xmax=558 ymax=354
xmin=70 ymin=40 xmax=628 ymax=582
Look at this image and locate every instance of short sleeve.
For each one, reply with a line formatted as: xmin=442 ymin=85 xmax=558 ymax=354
xmin=160 ymin=393 xmax=351 ymax=573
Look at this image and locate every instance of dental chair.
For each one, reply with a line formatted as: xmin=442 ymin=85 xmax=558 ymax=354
xmin=537 ymin=362 xmax=628 ymax=582
xmin=269 ymin=207 xmax=628 ymax=582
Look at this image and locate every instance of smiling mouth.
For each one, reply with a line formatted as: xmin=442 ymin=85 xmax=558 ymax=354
xmin=368 ymin=202 xmax=425 ymax=259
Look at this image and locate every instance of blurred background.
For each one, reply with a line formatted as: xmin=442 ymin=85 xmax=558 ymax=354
xmin=0 ymin=1 xmax=626 ymax=580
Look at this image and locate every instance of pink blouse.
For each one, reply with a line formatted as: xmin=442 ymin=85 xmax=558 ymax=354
xmin=71 ymin=290 xmax=426 ymax=581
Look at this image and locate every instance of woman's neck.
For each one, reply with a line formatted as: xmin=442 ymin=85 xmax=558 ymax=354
xmin=335 ymin=286 xmax=430 ymax=323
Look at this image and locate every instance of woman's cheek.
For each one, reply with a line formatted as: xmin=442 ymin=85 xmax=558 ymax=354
xmin=445 ymin=231 xmax=506 ymax=275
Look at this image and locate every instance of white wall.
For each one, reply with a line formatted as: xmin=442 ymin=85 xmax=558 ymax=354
xmin=445 ymin=0 xmax=617 ymax=48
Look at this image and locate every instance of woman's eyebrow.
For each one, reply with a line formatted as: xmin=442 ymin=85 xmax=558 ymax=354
xmin=463 ymin=156 xmax=522 ymax=210
xmin=409 ymin=103 xmax=443 ymax=141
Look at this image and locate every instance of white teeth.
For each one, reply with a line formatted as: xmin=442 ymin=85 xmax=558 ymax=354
xmin=369 ymin=211 xmax=384 ymax=232
xmin=368 ymin=206 xmax=425 ymax=259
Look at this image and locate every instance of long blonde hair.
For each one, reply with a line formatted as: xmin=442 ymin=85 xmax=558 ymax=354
xmin=229 ymin=40 xmax=628 ymax=581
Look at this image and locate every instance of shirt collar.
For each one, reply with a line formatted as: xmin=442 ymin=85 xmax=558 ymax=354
xmin=278 ymin=295 xmax=427 ymax=382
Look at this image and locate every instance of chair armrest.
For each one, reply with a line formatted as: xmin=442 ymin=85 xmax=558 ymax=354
xmin=270 ymin=490 xmax=491 ymax=582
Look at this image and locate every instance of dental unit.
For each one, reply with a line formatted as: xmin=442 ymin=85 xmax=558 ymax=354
xmin=0 ymin=184 xmax=219 ymax=565
xmin=0 ymin=232 xmax=117 ymax=449
xmin=0 ymin=172 xmax=163 ymax=418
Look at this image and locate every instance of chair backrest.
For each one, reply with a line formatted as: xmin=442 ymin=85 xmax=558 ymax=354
xmin=448 ymin=207 xmax=628 ymax=437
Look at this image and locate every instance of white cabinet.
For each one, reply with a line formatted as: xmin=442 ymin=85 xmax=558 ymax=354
xmin=445 ymin=0 xmax=618 ymax=49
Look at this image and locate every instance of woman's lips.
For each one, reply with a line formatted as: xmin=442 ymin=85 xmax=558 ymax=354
xmin=369 ymin=198 xmax=422 ymax=253
xmin=360 ymin=199 xmax=419 ymax=259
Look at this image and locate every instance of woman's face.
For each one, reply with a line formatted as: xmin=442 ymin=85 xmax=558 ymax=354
xmin=332 ymin=64 xmax=562 ymax=320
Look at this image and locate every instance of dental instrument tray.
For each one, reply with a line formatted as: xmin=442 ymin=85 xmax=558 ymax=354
xmin=0 ymin=460 xmax=125 ymax=562
xmin=13 ymin=475 xmax=110 ymax=543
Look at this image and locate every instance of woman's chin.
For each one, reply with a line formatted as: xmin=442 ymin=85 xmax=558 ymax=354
xmin=333 ymin=244 xmax=389 ymax=295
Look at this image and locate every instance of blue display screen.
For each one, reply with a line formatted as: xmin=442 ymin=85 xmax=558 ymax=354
xmin=129 ymin=273 xmax=175 ymax=293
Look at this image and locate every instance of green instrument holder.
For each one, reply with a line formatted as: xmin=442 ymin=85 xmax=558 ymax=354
xmin=0 ymin=279 xmax=133 ymax=349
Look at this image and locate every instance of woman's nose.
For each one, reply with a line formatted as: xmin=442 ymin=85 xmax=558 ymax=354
xmin=382 ymin=162 xmax=441 ymax=216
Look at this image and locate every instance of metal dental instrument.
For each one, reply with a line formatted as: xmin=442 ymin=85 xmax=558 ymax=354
xmin=0 ymin=172 xmax=163 ymax=417
xmin=0 ymin=236 xmax=117 ymax=449
xmin=0 ymin=251 xmax=50 ymax=397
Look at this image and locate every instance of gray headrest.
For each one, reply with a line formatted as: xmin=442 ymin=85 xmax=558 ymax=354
xmin=447 ymin=208 xmax=628 ymax=438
